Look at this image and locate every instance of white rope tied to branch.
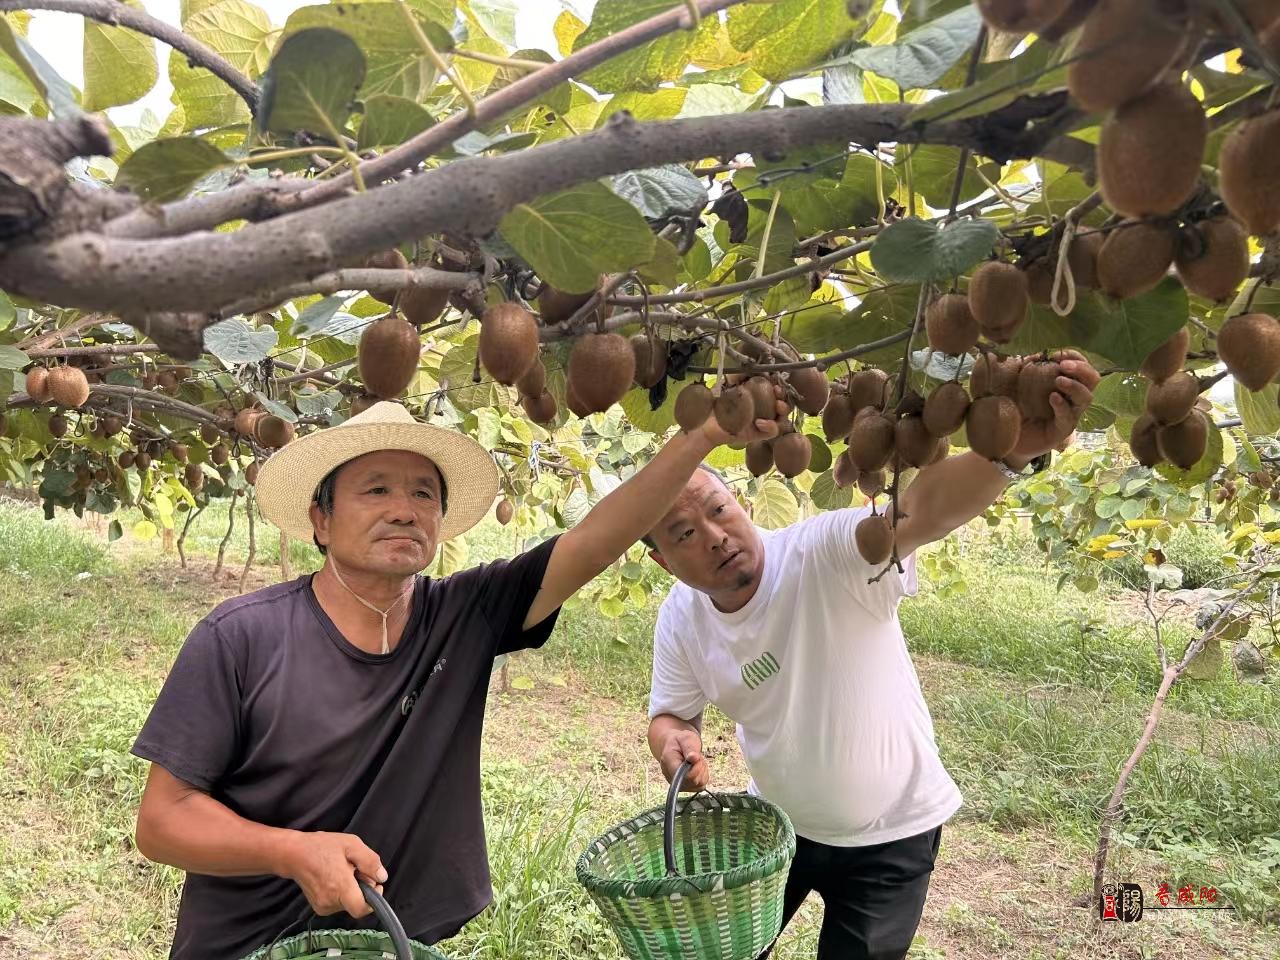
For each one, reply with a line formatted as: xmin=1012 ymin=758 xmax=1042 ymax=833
xmin=1050 ymin=218 xmax=1078 ymax=317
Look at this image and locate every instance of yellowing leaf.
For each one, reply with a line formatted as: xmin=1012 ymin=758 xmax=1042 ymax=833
xmin=132 ymin=519 xmax=158 ymax=540
xmin=1124 ymin=518 xmax=1164 ymax=530
xmin=82 ymin=0 xmax=158 ymax=112
xmin=553 ymin=9 xmax=586 ymax=57
xmin=1101 ymin=550 xmax=1127 ymax=560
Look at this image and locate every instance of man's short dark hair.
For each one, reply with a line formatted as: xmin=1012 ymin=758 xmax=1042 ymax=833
xmin=640 ymin=462 xmax=728 ymax=551
xmin=310 ymin=458 xmax=449 ymax=555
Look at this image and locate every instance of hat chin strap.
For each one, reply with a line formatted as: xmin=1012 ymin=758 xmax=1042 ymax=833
xmin=327 ymin=559 xmax=413 ymax=654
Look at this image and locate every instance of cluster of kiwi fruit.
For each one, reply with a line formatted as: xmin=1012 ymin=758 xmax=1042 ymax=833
xmin=231 ymin=404 xmax=296 ymax=450
xmin=24 ymin=364 xmax=92 ymax=409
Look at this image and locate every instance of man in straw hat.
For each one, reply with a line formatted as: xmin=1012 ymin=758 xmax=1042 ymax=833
xmin=130 ymin=398 xmax=782 ymax=960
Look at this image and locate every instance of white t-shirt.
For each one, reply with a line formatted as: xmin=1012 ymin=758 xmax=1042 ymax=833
xmin=648 ymin=507 xmax=963 ymax=847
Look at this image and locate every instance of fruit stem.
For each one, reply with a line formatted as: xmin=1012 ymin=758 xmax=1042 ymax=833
xmin=680 ymin=0 xmax=701 ymax=29
xmin=451 ymin=49 xmax=550 ymax=71
xmin=395 ymin=0 xmax=477 ymax=118
xmin=945 ymin=25 xmax=986 ymax=222
xmin=245 ymin=146 xmax=346 ymax=165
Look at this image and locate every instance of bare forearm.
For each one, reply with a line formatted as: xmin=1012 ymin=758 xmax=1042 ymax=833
xmin=894 ymin=451 xmax=1017 ymax=555
xmin=137 ymin=787 xmax=296 ymax=878
xmin=647 ymin=712 xmax=702 ymax=762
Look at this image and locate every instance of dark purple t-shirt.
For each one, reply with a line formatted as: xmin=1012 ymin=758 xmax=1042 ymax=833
xmin=131 ymin=536 xmax=561 ymax=960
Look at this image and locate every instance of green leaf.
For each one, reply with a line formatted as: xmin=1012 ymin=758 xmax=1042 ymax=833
xmin=870 ymin=217 xmax=998 ymax=283
xmin=203 ymin=318 xmax=279 ymax=362
xmin=1183 ymin=637 xmax=1223 ymax=681
xmin=169 ymin=0 xmax=273 ymax=130
xmin=737 ymin=0 xmax=858 ymax=82
xmin=0 ymin=45 xmax=39 ymax=112
xmin=1007 ymin=280 xmax=1189 ymax=369
xmin=133 ymin=519 xmax=158 ymax=541
xmin=676 ymin=81 xmax=761 ymax=117
xmin=1090 ymin=373 xmax=1148 ymax=419
xmin=2 ymin=27 xmax=79 ymax=117
xmin=597 ymin=596 xmax=626 ymax=619
xmin=574 ymin=0 xmax=713 ymax=93
xmin=910 ymin=40 xmax=1057 ymax=124
xmin=897 ymin=144 xmax=984 ymax=209
xmin=259 ymin=28 xmax=365 ymax=137
xmin=438 ymin=336 xmax=517 ymax=413
xmin=1235 ymin=381 xmax=1280 ymax=436
xmin=0 ymin=343 xmax=29 ymax=369
xmin=292 ymin=295 xmax=347 ymax=336
xmin=499 ymin=182 xmax=656 ymax=294
xmin=81 ymin=0 xmax=157 ymax=111
xmin=283 ymin=4 xmax=453 ymax=101
xmin=621 ymin=381 xmax=678 ymax=434
xmin=778 ymin=296 xmax=846 ymax=353
xmin=807 ymin=434 xmax=833 ymax=473
xmin=115 ymin=137 xmax=231 ymax=201
xmin=753 ymin=476 xmax=799 ymax=529
xmin=596 ymin=89 xmax=687 ymax=124
xmin=107 ymin=519 xmax=124 ymax=542
xmin=169 ymin=50 xmax=247 ymax=129
xmin=295 ymin=387 xmax=344 ymax=416
xmin=611 ymin=165 xmax=708 ymax=219
xmin=843 ymin=6 xmax=981 ymax=91
xmin=637 ymin=236 xmax=680 ymax=288
xmin=357 ymin=94 xmax=434 ymax=150
xmin=809 ymin=468 xmax=853 ymax=510
xmin=462 ymin=0 xmax=515 ymax=44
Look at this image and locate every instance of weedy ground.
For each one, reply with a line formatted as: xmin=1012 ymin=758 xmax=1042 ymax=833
xmin=1 ymin=499 xmax=1278 ymax=960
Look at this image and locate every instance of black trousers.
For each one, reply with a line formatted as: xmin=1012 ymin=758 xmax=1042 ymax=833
xmin=759 ymin=825 xmax=942 ymax=960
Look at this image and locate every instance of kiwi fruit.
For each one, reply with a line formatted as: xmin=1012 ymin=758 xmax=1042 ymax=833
xmin=521 ymin=391 xmax=558 ymax=424
xmin=241 ymin=461 xmax=257 ymax=486
xmin=1098 ymin=82 xmax=1206 ymax=218
xmin=630 ymin=334 xmax=668 ymax=389
xmin=351 ymin=393 xmax=380 ymax=416
xmin=675 ymin=382 xmax=714 ymax=432
xmin=515 ymin=356 xmax=547 ymax=397
xmin=1175 ymin=217 xmax=1249 ymax=303
xmin=822 ymin=393 xmax=856 ymax=442
xmin=1016 ymin=358 xmax=1062 ymax=421
xmin=833 ymin=449 xmax=861 ymax=488
xmin=1157 ymin=408 xmax=1209 ymax=469
xmin=210 ymin=442 xmax=230 ymax=466
xmin=148 ymin=439 xmax=166 ymax=459
xmin=134 ymin=451 xmax=152 ymax=471
xmin=102 ymin=415 xmax=124 ymax=437
xmin=848 ymin=368 xmax=890 ymax=412
xmin=255 ymin=415 xmax=296 ymax=448
xmin=496 ymin=499 xmax=514 ymax=525
xmin=1130 ymin=414 xmax=1163 ymax=467
xmin=93 ymin=467 xmax=108 ymax=483
xmin=970 ymin=352 xmax=1023 ymax=399
xmin=172 ymin=443 xmax=189 ymax=463
xmin=364 ymin=248 xmax=410 ymax=305
xmin=235 ymin=407 xmax=262 ymax=437
xmin=1068 ymin=232 xmax=1104 ymax=289
xmin=858 ymin=468 xmax=886 ymax=498
xmin=478 ymin=303 xmax=539 ymax=387
xmin=48 ymin=413 xmax=68 ymax=438
xmin=714 ymin=386 xmax=754 ymax=435
xmin=200 ymin=422 xmax=220 ymax=444
xmin=1066 ymin=0 xmax=1190 ymax=114
xmin=848 ymin=411 xmax=896 ymax=471
xmin=25 ymin=366 xmax=51 ymax=402
xmin=1218 ymin=109 xmax=1280 ymax=236
xmin=789 ymin=366 xmax=830 ymax=415
xmin=118 ymin=450 xmax=136 ymax=469
xmin=141 ymin=371 xmax=158 ymax=390
xmin=400 ymin=285 xmax=450 ymax=327
xmin=976 ymin=0 xmax=1074 ymax=31
xmin=1139 ymin=326 xmax=1190 ymax=383
xmin=568 ymin=332 xmax=635 ymax=413
xmin=1025 ymin=258 xmax=1056 ymax=306
xmin=923 ymin=381 xmax=971 ymax=437
xmin=855 ymin=514 xmax=895 ymax=565
xmin=744 ymin=376 xmax=777 ymax=421
xmin=47 ymin=366 xmax=90 ymax=408
xmin=746 ymin=440 xmax=774 ymax=477
xmin=926 ymin=293 xmax=980 ymax=356
xmin=360 ymin=315 xmax=422 ymax=399
xmin=565 ymin=379 xmax=592 ymax=418
xmin=537 ymin=281 xmax=598 ymax=324
xmin=157 ymin=370 xmax=180 ymax=394
xmin=1145 ymin=370 xmax=1199 ymax=425
xmin=773 ymin=432 xmax=813 ymax=478
xmin=965 ymin=395 xmax=1021 ymax=460
xmin=1216 ymin=312 xmax=1280 ymax=391
xmin=968 ymin=262 xmax=1029 ymax=344
xmin=1097 ymin=222 xmax=1176 ymax=299
xmin=895 ymin=415 xmax=936 ymax=469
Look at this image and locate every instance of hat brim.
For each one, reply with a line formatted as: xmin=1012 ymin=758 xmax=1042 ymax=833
xmin=255 ymin=420 xmax=499 ymax=545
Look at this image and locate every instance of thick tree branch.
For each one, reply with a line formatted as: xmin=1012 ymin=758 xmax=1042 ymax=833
xmin=0 ymin=95 xmax=1082 ymax=337
xmin=293 ymin=0 xmax=748 ymax=208
xmin=104 ymin=178 xmax=308 ymax=240
xmin=217 ymin=264 xmax=483 ymax=318
xmin=5 ymin=382 xmax=220 ymax=422
xmin=0 ymin=0 xmax=260 ymax=113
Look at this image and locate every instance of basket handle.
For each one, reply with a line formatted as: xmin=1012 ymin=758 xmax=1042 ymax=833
xmin=358 ymin=880 xmax=414 ymax=960
xmin=663 ymin=759 xmax=694 ymax=876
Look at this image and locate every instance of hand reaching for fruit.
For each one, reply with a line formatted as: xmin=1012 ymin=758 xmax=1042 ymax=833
xmin=1010 ymin=349 xmax=1100 ymax=460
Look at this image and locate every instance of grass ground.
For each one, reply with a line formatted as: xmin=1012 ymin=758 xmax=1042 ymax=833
xmin=1 ymin=498 xmax=1278 ymax=960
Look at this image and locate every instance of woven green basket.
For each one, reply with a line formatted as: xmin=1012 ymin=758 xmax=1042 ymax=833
xmin=240 ymin=882 xmax=451 ymax=960
xmin=576 ymin=761 xmax=796 ymax=960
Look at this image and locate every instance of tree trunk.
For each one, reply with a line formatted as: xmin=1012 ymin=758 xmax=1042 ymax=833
xmin=213 ymin=490 xmax=238 ymax=580
xmin=239 ymin=490 xmax=256 ymax=592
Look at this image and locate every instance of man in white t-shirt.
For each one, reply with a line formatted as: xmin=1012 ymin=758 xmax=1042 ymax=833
xmin=643 ymin=352 xmax=1098 ymax=959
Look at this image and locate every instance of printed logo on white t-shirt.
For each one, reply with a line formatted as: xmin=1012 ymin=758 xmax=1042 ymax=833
xmin=740 ymin=651 xmax=780 ymax=690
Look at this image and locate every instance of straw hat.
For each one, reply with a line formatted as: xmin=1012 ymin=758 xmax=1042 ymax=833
xmin=255 ymin=401 xmax=499 ymax=543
